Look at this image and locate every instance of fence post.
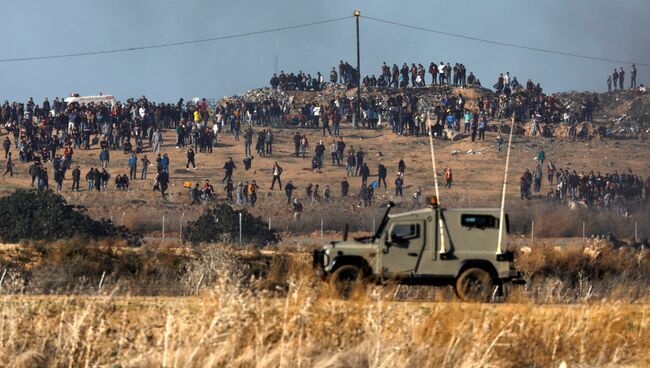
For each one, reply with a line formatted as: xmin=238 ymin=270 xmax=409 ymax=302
xmin=321 ymin=218 xmax=324 ymax=238
xmin=179 ymin=211 xmax=186 ymax=241
xmin=634 ymin=221 xmax=638 ymax=243
xmin=239 ymin=212 xmax=243 ymax=245
xmin=582 ymin=221 xmax=585 ymax=243
xmin=269 ymin=217 xmax=272 ymax=231
xmin=531 ymin=220 xmax=535 ymax=244
xmin=372 ymin=218 xmax=376 ymax=234
xmin=0 ymin=268 xmax=7 ymax=289
xmin=120 ymin=211 xmax=126 ymax=227
xmin=162 ymin=215 xmax=165 ymax=239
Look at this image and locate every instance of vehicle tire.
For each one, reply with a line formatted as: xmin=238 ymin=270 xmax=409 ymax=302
xmin=455 ymin=267 xmax=494 ymax=302
xmin=330 ymin=265 xmax=362 ymax=299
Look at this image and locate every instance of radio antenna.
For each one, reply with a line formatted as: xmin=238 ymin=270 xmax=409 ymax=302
xmin=427 ymin=112 xmax=447 ymax=255
xmin=497 ymin=115 xmax=515 ymax=254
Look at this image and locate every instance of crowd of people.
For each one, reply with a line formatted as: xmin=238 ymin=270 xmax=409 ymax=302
xmin=519 ymin=149 xmax=650 ymax=213
xmin=607 ymin=65 xmax=638 ymax=92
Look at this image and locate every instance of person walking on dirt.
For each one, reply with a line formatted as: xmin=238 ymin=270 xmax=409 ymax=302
xmin=293 ymin=131 xmax=301 ymax=157
xmin=395 ymin=175 xmax=403 ymax=196
xmin=186 ymin=147 xmax=196 ymax=169
xmin=630 ymin=64 xmax=637 ymax=89
xmin=152 ymin=129 xmax=163 ymax=154
xmin=537 ymin=148 xmax=545 ymax=165
xmin=495 ymin=134 xmax=504 ymax=154
xmin=3 ymin=137 xmax=10 ymax=159
xmin=2 ymin=152 xmax=13 ymax=177
xmin=533 ymin=165 xmax=543 ymax=193
xmin=270 ymin=162 xmax=283 ymax=190
xmin=71 ymin=166 xmax=80 ymax=191
xmin=284 ymin=180 xmax=296 ymax=204
xmin=222 ymin=157 xmax=236 ymax=183
xmin=99 ymin=148 xmax=110 ymax=169
xmin=341 ymin=177 xmax=349 ymax=197
xmin=293 ymin=198 xmax=303 ymax=222
xmin=444 ymin=168 xmax=453 ymax=188
xmin=355 ymin=148 xmax=365 ymax=176
xmin=128 ymin=153 xmax=138 ymax=180
xmin=330 ymin=140 xmax=340 ymax=166
xmin=377 ymin=163 xmax=387 ymax=188
xmin=360 ymin=162 xmax=370 ymax=186
xmin=244 ymin=126 xmax=254 ymax=157
xmin=141 ymin=155 xmax=150 ymax=179
xmin=612 ymin=69 xmax=619 ymax=90
xmin=249 ymin=180 xmax=259 ymax=207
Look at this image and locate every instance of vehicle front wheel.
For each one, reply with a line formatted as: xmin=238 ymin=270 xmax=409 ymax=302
xmin=455 ymin=267 xmax=494 ymax=302
xmin=329 ymin=265 xmax=362 ymax=299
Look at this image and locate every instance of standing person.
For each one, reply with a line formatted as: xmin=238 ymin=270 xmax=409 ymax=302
xmin=533 ymin=165 xmax=542 ymax=193
xmin=71 ymin=166 xmax=80 ymax=191
xmin=100 ymin=169 xmax=111 ymax=191
xmin=222 ymin=157 xmax=236 ymax=183
xmin=377 ymin=163 xmax=387 ymax=188
xmin=341 ymin=177 xmax=349 ymax=197
xmin=94 ymin=168 xmax=101 ymax=191
xmin=86 ymin=167 xmax=95 ymax=191
xmin=248 ymin=180 xmax=259 ymax=207
xmin=398 ymin=159 xmax=406 ymax=176
xmin=186 ymin=147 xmax=196 ymax=169
xmin=293 ymin=130 xmax=301 ymax=157
xmin=265 ymin=129 xmax=273 ymax=156
xmin=336 ymin=137 xmax=346 ymax=164
xmin=355 ymin=148 xmax=364 ymax=176
xmin=607 ymin=75 xmax=612 ymax=92
xmin=612 ymin=69 xmax=619 ymax=90
xmin=619 ymin=67 xmax=625 ymax=90
xmin=300 ymin=134 xmax=309 ymax=159
xmin=346 ymin=151 xmax=356 ymax=176
xmin=444 ymin=167 xmax=453 ymax=188
xmin=99 ymin=148 xmax=110 ymax=169
xmin=284 ymin=180 xmax=296 ymax=204
xmin=161 ymin=153 xmax=170 ymax=173
xmin=360 ymin=162 xmax=370 ymax=186
xmin=128 ymin=153 xmax=138 ymax=180
xmin=244 ymin=126 xmax=253 ymax=157
xmin=2 ymin=152 xmax=13 ymax=177
xmin=158 ymin=170 xmax=169 ymax=196
xmin=270 ymin=162 xmax=283 ymax=190
xmin=537 ymin=148 xmax=546 ymax=165
xmin=292 ymin=198 xmax=303 ymax=222
xmin=470 ymin=118 xmax=478 ymax=142
xmin=152 ymin=129 xmax=162 ymax=154
xmin=478 ymin=115 xmax=487 ymax=141
xmin=394 ymin=175 xmax=403 ymax=196
xmin=330 ymin=140 xmax=340 ymax=166
xmin=630 ymin=64 xmax=637 ymax=89
xmin=3 ymin=137 xmax=10 ymax=159
xmin=141 ymin=155 xmax=150 ymax=179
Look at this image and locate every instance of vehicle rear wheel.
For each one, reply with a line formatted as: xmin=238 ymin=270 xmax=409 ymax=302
xmin=330 ymin=265 xmax=362 ymax=299
xmin=455 ymin=267 xmax=494 ymax=302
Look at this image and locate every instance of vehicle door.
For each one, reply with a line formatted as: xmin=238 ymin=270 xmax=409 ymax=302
xmin=381 ymin=220 xmax=425 ymax=276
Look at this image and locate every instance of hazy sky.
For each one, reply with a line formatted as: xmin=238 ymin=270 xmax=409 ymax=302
xmin=1 ymin=0 xmax=648 ymax=103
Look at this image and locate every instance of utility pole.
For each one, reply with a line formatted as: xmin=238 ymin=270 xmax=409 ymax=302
xmin=354 ymin=10 xmax=361 ymax=129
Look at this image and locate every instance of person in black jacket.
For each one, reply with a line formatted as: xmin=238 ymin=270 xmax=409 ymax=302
xmin=270 ymin=162 xmax=283 ymax=190
xmin=341 ymin=177 xmax=349 ymax=197
xmin=377 ymin=163 xmax=387 ymax=188
xmin=284 ymin=180 xmax=296 ymax=204
xmin=360 ymin=163 xmax=370 ymax=186
xmin=71 ymin=166 xmax=81 ymax=192
xmin=186 ymin=147 xmax=196 ymax=169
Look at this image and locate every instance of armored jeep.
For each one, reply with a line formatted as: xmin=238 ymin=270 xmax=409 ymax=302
xmin=313 ymin=201 xmax=524 ymax=301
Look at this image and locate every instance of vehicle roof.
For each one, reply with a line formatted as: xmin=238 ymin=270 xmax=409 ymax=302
xmin=388 ymin=207 xmax=502 ymax=219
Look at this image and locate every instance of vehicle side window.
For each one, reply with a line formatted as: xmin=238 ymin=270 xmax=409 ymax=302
xmin=461 ymin=214 xmax=498 ymax=229
xmin=390 ymin=223 xmax=420 ymax=248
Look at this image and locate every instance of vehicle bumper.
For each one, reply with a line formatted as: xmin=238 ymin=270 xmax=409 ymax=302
xmin=508 ymin=271 xmax=526 ymax=285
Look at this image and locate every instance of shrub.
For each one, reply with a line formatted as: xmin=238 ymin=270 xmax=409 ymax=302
xmin=0 ymin=189 xmax=142 ymax=245
xmin=182 ymin=203 xmax=280 ymax=246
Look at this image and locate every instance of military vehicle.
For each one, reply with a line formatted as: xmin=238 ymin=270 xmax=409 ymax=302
xmin=312 ymin=199 xmax=525 ymax=301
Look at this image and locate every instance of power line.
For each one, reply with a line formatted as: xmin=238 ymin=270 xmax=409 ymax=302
xmin=363 ymin=15 xmax=650 ymax=67
xmin=0 ymin=16 xmax=352 ymax=63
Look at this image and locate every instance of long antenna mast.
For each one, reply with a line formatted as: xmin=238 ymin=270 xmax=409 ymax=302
xmin=497 ymin=115 xmax=515 ymax=254
xmin=427 ymin=113 xmax=447 ymax=255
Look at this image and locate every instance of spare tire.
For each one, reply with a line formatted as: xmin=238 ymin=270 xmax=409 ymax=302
xmin=455 ymin=267 xmax=494 ymax=302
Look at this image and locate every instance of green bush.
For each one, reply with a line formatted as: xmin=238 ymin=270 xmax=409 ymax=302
xmin=0 ymin=189 xmax=141 ymax=245
xmin=182 ymin=203 xmax=280 ymax=246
